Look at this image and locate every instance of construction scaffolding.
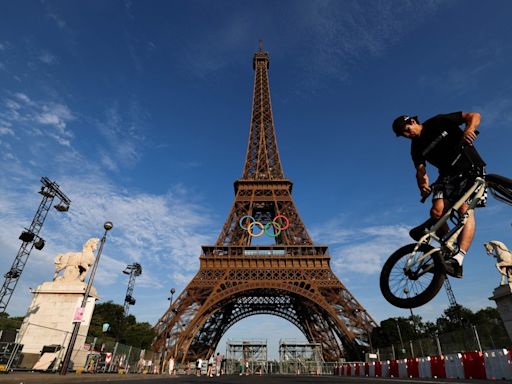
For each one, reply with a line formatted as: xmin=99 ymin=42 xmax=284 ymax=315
xmin=225 ymin=339 xmax=267 ymax=375
xmin=279 ymin=339 xmax=323 ymax=374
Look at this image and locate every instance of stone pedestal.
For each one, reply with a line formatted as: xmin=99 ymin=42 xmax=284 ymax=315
xmin=489 ymin=283 xmax=512 ymax=341
xmin=18 ymin=280 xmax=98 ymax=370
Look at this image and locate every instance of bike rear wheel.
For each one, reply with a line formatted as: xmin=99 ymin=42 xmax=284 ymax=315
xmin=380 ymin=243 xmax=446 ymax=309
xmin=486 ymin=173 xmax=512 ymax=205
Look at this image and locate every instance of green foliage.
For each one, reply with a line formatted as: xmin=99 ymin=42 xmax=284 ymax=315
xmin=371 ymin=305 xmax=510 ymax=349
xmin=0 ymin=312 xmax=24 ymax=331
xmin=89 ymin=301 xmax=155 ymax=349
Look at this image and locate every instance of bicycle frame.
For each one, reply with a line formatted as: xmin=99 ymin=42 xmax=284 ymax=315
xmin=404 ymin=177 xmax=487 ymax=274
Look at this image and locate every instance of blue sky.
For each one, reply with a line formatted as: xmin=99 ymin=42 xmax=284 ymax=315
xmin=1 ymin=1 xmax=512 ymax=357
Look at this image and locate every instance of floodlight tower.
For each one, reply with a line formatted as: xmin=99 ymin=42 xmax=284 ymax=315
xmin=122 ymin=262 xmax=142 ymax=317
xmin=0 ymin=177 xmax=70 ymax=314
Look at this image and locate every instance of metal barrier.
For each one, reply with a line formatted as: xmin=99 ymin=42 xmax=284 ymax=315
xmin=0 ymin=319 xmax=144 ymax=373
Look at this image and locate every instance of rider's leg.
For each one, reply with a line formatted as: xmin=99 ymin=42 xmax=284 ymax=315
xmin=457 ymin=202 xmax=475 ymax=256
xmin=431 ymin=198 xmax=449 ymax=236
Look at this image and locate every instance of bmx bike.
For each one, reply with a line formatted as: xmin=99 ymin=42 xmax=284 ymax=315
xmin=380 ymin=173 xmax=512 ymax=309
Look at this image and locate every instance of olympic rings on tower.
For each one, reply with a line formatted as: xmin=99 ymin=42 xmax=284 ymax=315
xmin=239 ymin=215 xmax=290 ymax=237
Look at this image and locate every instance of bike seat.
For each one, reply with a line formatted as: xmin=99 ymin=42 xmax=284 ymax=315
xmin=409 ymin=218 xmax=437 ymax=241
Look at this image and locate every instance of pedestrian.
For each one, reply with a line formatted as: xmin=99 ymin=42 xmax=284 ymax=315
xmin=168 ymin=356 xmax=175 ymax=375
xmin=196 ymin=358 xmax=203 ymax=376
xmin=215 ymin=352 xmax=222 ymax=376
xmin=221 ymin=355 xmax=226 ymax=375
xmin=207 ymin=354 xmax=214 ymax=377
xmin=239 ymin=358 xmax=245 ymax=375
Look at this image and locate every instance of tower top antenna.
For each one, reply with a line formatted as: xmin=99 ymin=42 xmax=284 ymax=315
xmin=258 ymin=40 xmax=264 ymax=51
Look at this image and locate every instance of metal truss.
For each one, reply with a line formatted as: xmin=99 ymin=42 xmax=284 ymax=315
xmin=153 ymin=45 xmax=376 ymax=365
xmin=0 ymin=177 xmax=70 ymax=314
xmin=227 ymin=339 xmax=267 ymax=362
xmin=279 ymin=339 xmax=322 ymax=362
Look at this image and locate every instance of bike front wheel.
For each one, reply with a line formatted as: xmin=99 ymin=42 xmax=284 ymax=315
xmin=380 ymin=243 xmax=446 ymax=309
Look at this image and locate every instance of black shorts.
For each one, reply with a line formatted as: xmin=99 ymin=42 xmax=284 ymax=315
xmin=432 ymin=172 xmax=487 ymax=207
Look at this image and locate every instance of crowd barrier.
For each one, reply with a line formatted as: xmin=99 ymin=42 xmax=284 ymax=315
xmin=336 ymin=348 xmax=512 ymax=380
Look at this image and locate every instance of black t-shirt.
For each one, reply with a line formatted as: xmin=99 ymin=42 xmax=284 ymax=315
xmin=411 ymin=112 xmax=485 ymax=176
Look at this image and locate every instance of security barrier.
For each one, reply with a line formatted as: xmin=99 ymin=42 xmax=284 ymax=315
xmin=418 ymin=356 xmax=431 ymax=378
xmin=375 ymin=361 xmax=382 ymax=377
xmin=484 ymin=349 xmax=512 ymax=380
xmin=406 ymin=357 xmax=419 ymax=378
xmin=462 ymin=351 xmax=486 ymax=379
xmin=398 ymin=359 xmax=408 ymax=378
xmin=388 ymin=359 xmax=399 ymax=377
xmin=430 ymin=354 xmax=446 ymax=378
xmin=445 ymin=353 xmax=464 ymax=378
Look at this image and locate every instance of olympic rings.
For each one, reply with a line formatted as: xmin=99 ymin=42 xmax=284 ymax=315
xmin=239 ymin=215 xmax=290 ymax=237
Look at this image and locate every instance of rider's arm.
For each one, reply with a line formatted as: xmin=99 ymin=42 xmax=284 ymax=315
xmin=415 ymin=163 xmax=430 ymax=198
xmin=461 ymin=112 xmax=481 ymax=144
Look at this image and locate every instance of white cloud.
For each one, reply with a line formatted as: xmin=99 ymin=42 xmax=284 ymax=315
xmin=0 ymin=126 xmax=14 ymax=136
xmin=474 ymin=98 xmax=512 ymax=129
xmin=0 ymin=93 xmax=75 ymax=147
xmin=15 ymin=93 xmax=31 ymax=104
xmin=36 ymin=103 xmax=73 ymax=129
xmin=39 ymin=51 xmax=58 ymax=65
xmin=312 ymin=218 xmax=411 ymax=275
xmin=93 ymin=102 xmax=145 ymax=168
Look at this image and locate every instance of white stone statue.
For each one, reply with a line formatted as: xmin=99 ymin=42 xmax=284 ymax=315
xmin=484 ymin=240 xmax=512 ymax=285
xmin=53 ymin=238 xmax=99 ymax=282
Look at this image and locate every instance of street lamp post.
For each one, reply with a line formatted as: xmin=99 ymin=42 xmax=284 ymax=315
xmin=403 ymin=288 xmax=416 ymax=330
xmin=404 ymin=288 xmax=421 ymax=356
xmin=59 ymin=221 xmax=113 ymax=375
xmin=395 ymin=318 xmax=405 ymax=357
xmin=168 ymin=288 xmax=176 ymax=307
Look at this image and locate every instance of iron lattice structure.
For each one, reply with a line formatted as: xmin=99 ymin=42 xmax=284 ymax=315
xmin=153 ymin=46 xmax=376 ymax=363
xmin=122 ymin=262 xmax=142 ymax=317
xmin=0 ymin=177 xmax=70 ymax=314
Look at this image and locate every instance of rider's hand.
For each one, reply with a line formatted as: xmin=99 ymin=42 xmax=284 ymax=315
xmin=420 ymin=185 xmax=431 ymax=198
xmin=462 ymin=129 xmax=477 ymax=144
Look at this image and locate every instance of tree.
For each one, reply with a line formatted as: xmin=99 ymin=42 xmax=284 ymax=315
xmin=371 ymin=317 xmax=416 ymax=348
xmin=0 ymin=312 xmax=24 ymax=331
xmin=88 ymin=301 xmax=125 ymax=340
xmin=89 ymin=301 xmax=155 ymax=349
xmin=436 ymin=304 xmax=475 ymax=332
xmin=124 ymin=322 xmax=156 ymax=349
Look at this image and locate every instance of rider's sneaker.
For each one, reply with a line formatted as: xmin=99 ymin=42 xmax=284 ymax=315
xmin=409 ymin=218 xmax=437 ymax=241
xmin=446 ymin=259 xmax=463 ymax=278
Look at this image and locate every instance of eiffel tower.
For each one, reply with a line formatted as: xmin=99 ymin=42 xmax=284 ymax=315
xmin=153 ymin=44 xmax=376 ymax=363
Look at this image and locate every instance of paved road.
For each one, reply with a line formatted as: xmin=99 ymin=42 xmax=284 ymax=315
xmin=0 ymin=374 xmax=502 ymax=384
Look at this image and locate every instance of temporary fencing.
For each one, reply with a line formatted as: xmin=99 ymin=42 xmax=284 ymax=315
xmin=0 ymin=320 xmax=148 ymax=373
xmin=335 ymin=348 xmax=512 ymax=380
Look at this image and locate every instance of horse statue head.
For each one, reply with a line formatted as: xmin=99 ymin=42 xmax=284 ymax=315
xmin=484 ymin=240 xmax=512 ymax=285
